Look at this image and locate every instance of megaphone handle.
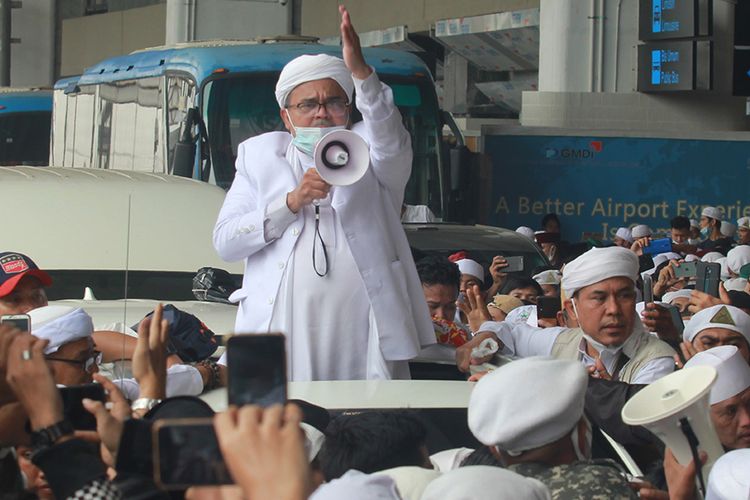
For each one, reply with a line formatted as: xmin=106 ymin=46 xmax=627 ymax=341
xmin=313 ymin=204 xmax=329 ymax=277
xmin=678 ymin=417 xmax=706 ymax=497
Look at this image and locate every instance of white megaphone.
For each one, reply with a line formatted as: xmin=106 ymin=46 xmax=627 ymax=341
xmin=313 ymin=129 xmax=369 ymax=186
xmin=621 ymin=366 xmax=724 ymax=483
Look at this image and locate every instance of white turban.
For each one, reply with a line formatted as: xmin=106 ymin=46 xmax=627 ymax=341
xmin=727 ymin=246 xmax=750 ymax=275
xmin=561 ymin=246 xmax=639 ymax=298
xmin=706 ymin=449 xmax=750 ymax=500
xmin=274 ymin=54 xmax=354 ymax=108
xmin=456 ymin=259 xmax=484 ymax=284
xmin=631 ymin=224 xmax=652 ymax=239
xmin=532 ymin=270 xmax=561 ymax=286
xmin=685 ymin=254 xmax=700 ymax=262
xmin=661 ymin=289 xmax=693 ymax=304
xmin=375 ymin=467 xmax=440 ymax=500
xmin=701 ymin=252 xmax=724 ymax=263
xmin=721 ymin=221 xmax=737 ymax=238
xmin=516 ymin=226 xmax=536 ymax=240
xmin=738 ymin=217 xmax=750 ymax=230
xmin=421 ymin=466 xmax=551 ymax=500
xmin=615 ymin=227 xmax=633 ymax=243
xmin=429 ymin=447 xmax=474 ymax=472
xmin=468 ymin=357 xmax=587 ymax=453
xmin=683 ymin=304 xmax=750 ymax=344
xmin=309 ymin=470 xmax=400 ymax=500
xmin=684 ymin=345 xmax=750 ymax=404
xmin=29 ymin=305 xmax=94 ymax=355
xmin=716 ymin=257 xmax=730 ymax=280
xmin=702 ymin=206 xmax=724 ymax=221
xmin=723 ymin=278 xmax=748 ymax=292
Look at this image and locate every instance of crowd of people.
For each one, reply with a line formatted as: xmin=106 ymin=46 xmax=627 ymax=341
xmin=2 ymin=4 xmax=750 ymax=499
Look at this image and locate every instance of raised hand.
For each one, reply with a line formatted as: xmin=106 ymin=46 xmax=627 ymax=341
xmin=339 ymin=5 xmax=372 ymax=80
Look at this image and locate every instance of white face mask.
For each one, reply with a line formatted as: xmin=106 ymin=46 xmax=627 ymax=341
xmin=571 ymin=418 xmax=593 ymax=461
xmin=571 ymin=298 xmax=623 ymax=356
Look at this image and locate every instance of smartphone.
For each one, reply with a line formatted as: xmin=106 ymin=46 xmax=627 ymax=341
xmin=643 ymin=238 xmax=673 ymax=255
xmin=661 ymin=303 xmax=685 ymax=335
xmin=536 ymin=296 xmax=561 ymax=319
xmin=153 ymin=418 xmax=231 ymax=488
xmin=504 ymin=255 xmax=524 ymax=273
xmin=59 ymin=383 xmax=106 ymax=431
xmin=673 ymin=261 xmax=697 ymax=278
xmin=696 ymin=262 xmax=721 ymax=298
xmin=0 ymin=314 xmax=30 ymax=331
xmin=226 ymin=334 xmax=287 ymax=407
xmin=642 ymin=274 xmax=654 ymax=304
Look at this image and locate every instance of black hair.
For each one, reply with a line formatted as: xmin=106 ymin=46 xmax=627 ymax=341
xmin=416 ymin=255 xmax=460 ymax=290
xmin=318 ymin=411 xmax=428 ymax=481
xmin=541 ymin=213 xmax=561 ymax=229
xmin=460 ymin=446 xmax=503 ymax=467
xmin=671 ymin=216 xmax=691 ymax=231
xmin=499 ymin=276 xmax=544 ymax=297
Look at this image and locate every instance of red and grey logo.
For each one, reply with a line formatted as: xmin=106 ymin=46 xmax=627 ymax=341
xmin=0 ymin=254 xmax=30 ymax=275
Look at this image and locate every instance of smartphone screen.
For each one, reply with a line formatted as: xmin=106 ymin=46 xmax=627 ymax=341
xmin=643 ymin=238 xmax=673 ymax=255
xmin=59 ymin=383 xmax=106 ymax=431
xmin=504 ymin=256 xmax=524 ymax=273
xmin=536 ymin=296 xmax=561 ymax=319
xmin=696 ymin=262 xmax=721 ymax=298
xmin=226 ymin=334 xmax=287 ymax=407
xmin=0 ymin=314 xmax=30 ymax=331
xmin=642 ymin=274 xmax=654 ymax=304
xmin=673 ymin=261 xmax=697 ymax=278
xmin=153 ymin=418 xmax=231 ymax=488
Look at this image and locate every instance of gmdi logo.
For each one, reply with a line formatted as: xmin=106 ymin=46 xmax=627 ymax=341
xmin=545 ymin=141 xmax=603 ymax=159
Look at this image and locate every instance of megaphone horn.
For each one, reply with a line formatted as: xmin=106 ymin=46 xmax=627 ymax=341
xmin=313 ymin=129 xmax=369 ymax=186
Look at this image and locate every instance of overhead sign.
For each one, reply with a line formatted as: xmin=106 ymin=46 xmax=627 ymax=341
xmin=733 ymin=49 xmax=750 ymax=96
xmin=638 ymin=41 xmax=712 ymax=92
xmin=639 ymin=0 xmax=712 ymax=41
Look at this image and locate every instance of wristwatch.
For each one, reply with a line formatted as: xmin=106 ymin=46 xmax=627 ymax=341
xmin=30 ymin=420 xmax=74 ymax=452
xmin=131 ymin=397 xmax=162 ymax=412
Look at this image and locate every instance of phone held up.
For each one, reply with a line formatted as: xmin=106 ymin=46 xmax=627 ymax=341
xmin=227 ymin=333 xmax=287 ymax=407
xmin=0 ymin=314 xmax=30 ymax=332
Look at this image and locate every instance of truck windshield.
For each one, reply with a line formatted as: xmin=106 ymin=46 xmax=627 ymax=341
xmin=0 ymin=111 xmax=51 ymax=166
xmin=202 ymin=73 xmax=445 ymax=218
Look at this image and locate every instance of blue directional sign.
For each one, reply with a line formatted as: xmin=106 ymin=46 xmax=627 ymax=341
xmin=639 ymin=41 xmax=696 ymax=91
xmin=639 ymin=0 xmax=711 ymax=41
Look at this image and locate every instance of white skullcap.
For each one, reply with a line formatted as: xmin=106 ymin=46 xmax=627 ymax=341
xmin=683 ymin=304 xmax=750 ymax=344
xmin=727 ymin=246 xmax=750 ymax=275
xmin=456 ymin=259 xmax=484 ymax=284
xmin=615 ymin=227 xmax=633 ymax=243
xmin=702 ymin=206 xmax=724 ymax=221
xmin=274 ymin=54 xmax=354 ymax=109
xmin=561 ymin=246 xmax=638 ymax=298
xmin=310 ymin=470 xmax=400 ymax=500
xmin=685 ymin=254 xmax=700 ymax=262
xmin=532 ymin=270 xmax=561 ymax=286
xmin=645 ymin=252 xmax=682 ymax=276
xmin=662 ymin=289 xmax=693 ymax=304
xmin=716 ymin=257 xmax=730 ymax=280
xmin=738 ymin=217 xmax=750 ymax=230
xmin=468 ymin=357 xmax=587 ymax=453
xmin=429 ymin=447 xmax=474 ymax=472
xmin=684 ymin=346 xmax=750 ymax=404
xmin=516 ymin=226 xmax=536 ymax=240
xmin=29 ymin=305 xmax=94 ymax=355
xmin=721 ymin=221 xmax=737 ymax=238
xmin=702 ymin=252 xmax=724 ymax=263
xmin=705 ymin=449 xmax=750 ymax=500
xmin=631 ymin=224 xmax=652 ymax=239
xmin=421 ymin=466 xmax=551 ymax=500
xmin=504 ymin=304 xmax=535 ymax=325
xmin=724 ymin=278 xmax=749 ymax=292
xmin=690 ymin=219 xmax=700 ymax=228
xmin=374 ymin=467 xmax=440 ymax=500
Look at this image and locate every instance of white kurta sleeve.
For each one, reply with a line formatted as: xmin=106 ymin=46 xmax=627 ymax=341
xmin=353 ymin=69 xmax=412 ymax=203
xmin=213 ymin=142 xmax=299 ymax=262
xmin=477 ymin=321 xmax=562 ymax=358
xmin=264 ymin=194 xmax=298 ymax=242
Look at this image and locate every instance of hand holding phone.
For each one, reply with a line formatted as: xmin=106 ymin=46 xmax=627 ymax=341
xmin=642 ymin=238 xmax=673 ymax=256
xmin=503 ymin=256 xmax=524 ymax=273
xmin=642 ymin=274 xmax=654 ymax=304
xmin=227 ymin=334 xmax=287 ymax=407
xmin=60 ymin=383 xmax=106 ymax=431
xmin=0 ymin=314 xmax=30 ymax=332
xmin=696 ymin=262 xmax=721 ymax=298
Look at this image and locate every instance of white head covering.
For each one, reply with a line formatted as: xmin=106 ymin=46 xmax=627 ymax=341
xmin=716 ymin=257 xmax=731 ymax=280
xmin=644 ymin=252 xmax=682 ymax=276
xmin=685 ymin=254 xmax=701 ymax=262
xmin=727 ymin=246 xmax=750 ymax=275
xmin=702 ymin=252 xmax=725 ymax=263
xmin=29 ymin=305 xmax=94 ymax=355
xmin=310 ymin=470 xmax=401 ymax=500
xmin=532 ymin=270 xmax=561 ymax=286
xmin=274 ymin=54 xmax=354 ymax=108
xmin=705 ymin=449 xmax=750 ymax=500
xmin=721 ymin=221 xmax=737 ymax=238
xmin=429 ymin=448 xmax=474 ymax=472
xmin=375 ymin=467 xmax=440 ymax=500
xmin=516 ymin=226 xmax=536 ymax=240
xmin=684 ymin=346 xmax=750 ymax=404
xmin=724 ymin=278 xmax=749 ymax=292
xmin=702 ymin=206 xmax=724 ymax=221
xmin=631 ymin=224 xmax=652 ymax=239
xmin=561 ymin=246 xmax=639 ymax=298
xmin=468 ymin=357 xmax=587 ymax=453
xmin=504 ymin=304 xmax=536 ymax=325
xmin=682 ymin=304 xmax=750 ymax=344
xmin=456 ymin=259 xmax=484 ymax=284
xmin=421 ymin=466 xmax=551 ymax=500
xmin=662 ymin=289 xmax=693 ymax=304
xmin=690 ymin=219 xmax=701 ymax=229
xmin=737 ymin=217 xmax=750 ymax=230
xmin=614 ymin=227 xmax=633 ymax=243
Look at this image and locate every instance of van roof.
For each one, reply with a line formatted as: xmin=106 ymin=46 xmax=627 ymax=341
xmin=0 ymin=88 xmax=52 ymax=113
xmin=58 ymin=41 xmax=432 ymax=90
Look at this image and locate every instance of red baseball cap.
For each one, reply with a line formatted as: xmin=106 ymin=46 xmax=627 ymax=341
xmin=0 ymin=252 xmax=53 ymax=298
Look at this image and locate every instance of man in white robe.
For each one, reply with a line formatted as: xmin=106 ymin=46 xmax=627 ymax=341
xmin=213 ymin=6 xmax=434 ymax=381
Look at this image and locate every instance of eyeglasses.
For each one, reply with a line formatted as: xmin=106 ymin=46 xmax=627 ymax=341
xmin=46 ymin=350 xmax=102 ymax=373
xmin=287 ymin=97 xmax=349 ymax=117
